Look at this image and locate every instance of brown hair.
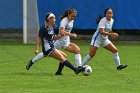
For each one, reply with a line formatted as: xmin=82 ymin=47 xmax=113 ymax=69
xmin=60 ymin=8 xmax=77 ymax=20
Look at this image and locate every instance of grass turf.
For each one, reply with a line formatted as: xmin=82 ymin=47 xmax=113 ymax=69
xmin=0 ymin=40 xmax=140 ymax=93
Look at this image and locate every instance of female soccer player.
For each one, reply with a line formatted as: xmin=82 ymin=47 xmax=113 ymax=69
xmin=54 ymin=8 xmax=83 ymax=75
xmin=82 ymin=8 xmax=128 ymax=70
xmin=26 ymin=12 xmax=83 ymax=74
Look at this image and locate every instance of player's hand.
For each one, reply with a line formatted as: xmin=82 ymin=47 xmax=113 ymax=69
xmin=60 ymin=31 xmax=65 ymax=36
xmin=110 ymin=33 xmax=118 ymax=39
xmin=34 ymin=49 xmax=39 ymax=55
xmin=71 ymin=33 xmax=77 ymax=38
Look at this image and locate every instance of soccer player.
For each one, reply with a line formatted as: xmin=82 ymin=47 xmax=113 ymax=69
xmin=26 ymin=12 xmax=83 ymax=74
xmin=54 ymin=8 xmax=83 ymax=75
xmin=82 ymin=8 xmax=128 ymax=70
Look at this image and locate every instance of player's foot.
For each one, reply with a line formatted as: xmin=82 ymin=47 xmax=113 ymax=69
xmin=75 ymin=66 xmax=85 ymax=74
xmin=26 ymin=60 xmax=34 ymax=70
xmin=78 ymin=66 xmax=82 ymax=68
xmin=117 ymin=64 xmax=128 ymax=70
xmin=55 ymin=72 xmax=63 ymax=75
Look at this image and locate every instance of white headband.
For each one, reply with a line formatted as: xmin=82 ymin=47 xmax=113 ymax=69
xmin=47 ymin=13 xmax=55 ymax=19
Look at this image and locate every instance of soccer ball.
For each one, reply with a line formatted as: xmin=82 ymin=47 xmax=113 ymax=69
xmin=82 ymin=65 xmax=92 ymax=76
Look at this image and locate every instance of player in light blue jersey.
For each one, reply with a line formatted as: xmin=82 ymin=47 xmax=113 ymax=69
xmin=82 ymin=8 xmax=128 ymax=70
xmin=54 ymin=8 xmax=83 ymax=75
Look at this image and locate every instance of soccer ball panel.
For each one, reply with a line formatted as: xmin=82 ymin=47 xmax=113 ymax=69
xmin=82 ymin=65 xmax=92 ymax=76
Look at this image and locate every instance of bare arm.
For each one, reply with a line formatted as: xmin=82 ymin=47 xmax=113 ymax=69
xmin=99 ymin=28 xmax=118 ymax=39
xmin=34 ymin=36 xmax=41 ymax=55
xmin=60 ymin=27 xmax=77 ymax=38
xmin=52 ymin=35 xmax=62 ymax=40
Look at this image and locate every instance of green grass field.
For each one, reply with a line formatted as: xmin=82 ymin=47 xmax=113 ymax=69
xmin=0 ymin=40 xmax=140 ymax=93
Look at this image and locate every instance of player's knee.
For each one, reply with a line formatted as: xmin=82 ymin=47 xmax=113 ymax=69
xmin=63 ymin=54 xmax=67 ymax=59
xmin=59 ymin=56 xmax=67 ymax=62
xmin=74 ymin=47 xmax=80 ymax=54
xmin=112 ymin=48 xmax=118 ymax=53
xmin=89 ymin=53 xmax=95 ymax=58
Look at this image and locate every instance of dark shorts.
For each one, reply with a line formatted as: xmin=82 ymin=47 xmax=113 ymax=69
xmin=42 ymin=42 xmax=55 ymax=57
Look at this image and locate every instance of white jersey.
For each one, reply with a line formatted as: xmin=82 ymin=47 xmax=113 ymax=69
xmin=58 ymin=17 xmax=74 ymax=42
xmin=54 ymin=17 xmax=74 ymax=49
xmin=91 ymin=17 xmax=114 ymax=47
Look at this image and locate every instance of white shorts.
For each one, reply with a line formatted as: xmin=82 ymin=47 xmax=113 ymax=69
xmin=54 ymin=40 xmax=70 ymax=49
xmin=90 ymin=38 xmax=111 ymax=47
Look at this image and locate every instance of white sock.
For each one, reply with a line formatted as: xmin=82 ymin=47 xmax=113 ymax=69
xmin=32 ymin=52 xmax=44 ymax=63
xmin=112 ymin=52 xmax=120 ymax=67
xmin=74 ymin=54 xmax=82 ymax=67
xmin=82 ymin=55 xmax=91 ymax=66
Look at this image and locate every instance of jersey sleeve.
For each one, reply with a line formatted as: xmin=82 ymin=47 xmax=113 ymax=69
xmin=38 ymin=27 xmax=44 ymax=38
xmin=60 ymin=18 xmax=67 ymax=28
xmin=98 ymin=18 xmax=106 ymax=29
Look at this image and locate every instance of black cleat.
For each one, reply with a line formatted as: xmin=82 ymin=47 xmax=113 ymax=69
xmin=26 ymin=60 xmax=34 ymax=70
xmin=75 ymin=66 xmax=85 ymax=74
xmin=117 ymin=64 xmax=128 ymax=70
xmin=55 ymin=72 xmax=63 ymax=75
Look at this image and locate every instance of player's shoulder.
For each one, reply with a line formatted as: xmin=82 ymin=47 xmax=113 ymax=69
xmin=61 ymin=17 xmax=68 ymax=22
xmin=111 ymin=18 xmax=114 ymax=22
xmin=100 ymin=17 xmax=114 ymax=23
xmin=40 ymin=24 xmax=45 ymax=29
xmin=99 ymin=17 xmax=106 ymax=23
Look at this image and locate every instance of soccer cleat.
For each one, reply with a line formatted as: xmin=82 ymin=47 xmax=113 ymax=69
xmin=117 ymin=64 xmax=128 ymax=70
xmin=55 ymin=72 xmax=63 ymax=75
xmin=26 ymin=60 xmax=34 ymax=70
xmin=75 ymin=66 xmax=85 ymax=74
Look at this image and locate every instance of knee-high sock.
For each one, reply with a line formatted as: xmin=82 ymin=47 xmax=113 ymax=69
xmin=32 ymin=52 xmax=44 ymax=63
xmin=63 ymin=60 xmax=76 ymax=72
xmin=112 ymin=52 xmax=120 ymax=67
xmin=74 ymin=54 xmax=82 ymax=66
xmin=82 ymin=55 xmax=91 ymax=66
xmin=56 ymin=62 xmax=64 ymax=73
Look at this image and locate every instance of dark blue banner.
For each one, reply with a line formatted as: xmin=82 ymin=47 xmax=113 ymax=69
xmin=37 ymin=0 xmax=140 ymax=29
xmin=0 ymin=0 xmax=140 ymax=29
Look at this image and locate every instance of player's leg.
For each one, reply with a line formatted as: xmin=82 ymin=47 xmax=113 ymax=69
xmin=82 ymin=37 xmax=100 ymax=66
xmin=26 ymin=52 xmax=44 ymax=70
xmin=55 ymin=50 xmax=67 ymax=75
xmin=103 ymin=40 xmax=127 ymax=70
xmin=64 ymin=43 xmax=82 ymax=67
xmin=82 ymin=46 xmax=98 ymax=66
xmin=50 ymin=49 xmax=83 ymax=74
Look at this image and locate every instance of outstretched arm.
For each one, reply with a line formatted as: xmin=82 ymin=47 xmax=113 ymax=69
xmin=34 ymin=36 xmax=41 ymax=55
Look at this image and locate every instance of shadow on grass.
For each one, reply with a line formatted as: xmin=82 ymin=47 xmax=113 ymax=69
xmin=14 ymin=72 xmax=54 ymax=77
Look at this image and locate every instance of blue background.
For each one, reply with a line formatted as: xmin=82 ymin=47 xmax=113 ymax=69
xmin=0 ymin=0 xmax=140 ymax=29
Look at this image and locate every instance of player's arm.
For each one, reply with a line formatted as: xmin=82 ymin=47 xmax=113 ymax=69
xmin=99 ymin=28 xmax=118 ymax=39
xmin=34 ymin=36 xmax=41 ymax=55
xmin=60 ymin=27 xmax=77 ymax=38
xmin=52 ymin=35 xmax=63 ymax=40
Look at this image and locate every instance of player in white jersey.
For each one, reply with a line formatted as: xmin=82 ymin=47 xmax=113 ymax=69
xmin=82 ymin=8 xmax=128 ymax=70
xmin=54 ymin=8 xmax=83 ymax=75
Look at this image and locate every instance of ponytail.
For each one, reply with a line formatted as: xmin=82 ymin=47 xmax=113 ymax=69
xmin=96 ymin=15 xmax=103 ymax=24
xmin=60 ymin=8 xmax=77 ymax=20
